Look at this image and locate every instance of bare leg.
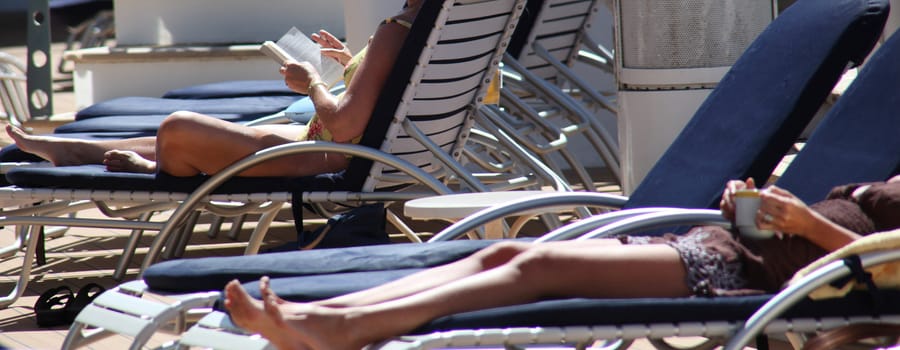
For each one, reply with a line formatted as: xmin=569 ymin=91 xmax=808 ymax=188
xmin=316 ymin=239 xmax=621 ymax=307
xmin=154 ymin=111 xmax=344 ymax=177
xmin=227 ymin=242 xmax=691 ymax=349
xmin=7 ymin=125 xmax=156 ymax=165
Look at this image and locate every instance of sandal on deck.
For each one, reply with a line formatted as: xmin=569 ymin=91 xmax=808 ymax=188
xmin=34 ymin=286 xmax=74 ymax=327
xmin=66 ymin=283 xmax=106 ymax=321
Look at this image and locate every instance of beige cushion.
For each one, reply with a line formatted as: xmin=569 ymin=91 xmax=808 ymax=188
xmin=788 ymin=228 xmax=900 ymax=299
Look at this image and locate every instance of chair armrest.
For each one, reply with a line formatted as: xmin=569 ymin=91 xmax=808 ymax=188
xmin=142 ymin=141 xmax=454 ymax=273
xmin=428 ymin=192 xmax=629 ymax=242
xmin=535 ymin=207 xmax=695 ymax=242
xmin=725 ymin=249 xmax=900 ymax=350
xmin=577 ymin=209 xmax=729 ymax=240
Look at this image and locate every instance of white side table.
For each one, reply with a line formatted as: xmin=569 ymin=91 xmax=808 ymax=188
xmin=404 ymin=191 xmax=550 ymax=239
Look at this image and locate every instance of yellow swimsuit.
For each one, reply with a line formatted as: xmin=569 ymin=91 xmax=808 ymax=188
xmin=298 ymin=17 xmax=413 ymax=144
xmin=298 ymin=16 xmax=499 ymax=143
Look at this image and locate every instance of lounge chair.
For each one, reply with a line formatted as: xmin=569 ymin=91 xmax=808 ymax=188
xmin=60 ymin=0 xmax=892 ymax=348
xmin=0 ymin=0 xmax=525 ymax=315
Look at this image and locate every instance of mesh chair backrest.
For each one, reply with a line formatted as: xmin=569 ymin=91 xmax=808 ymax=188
xmin=776 ymin=31 xmax=900 ymax=203
xmin=346 ymin=0 xmax=526 ymax=192
xmin=623 ymin=0 xmax=890 ymax=210
xmin=506 ymin=0 xmax=603 ymax=80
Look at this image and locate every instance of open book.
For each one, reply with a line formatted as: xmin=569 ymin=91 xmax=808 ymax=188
xmin=260 ymin=27 xmax=344 ymax=87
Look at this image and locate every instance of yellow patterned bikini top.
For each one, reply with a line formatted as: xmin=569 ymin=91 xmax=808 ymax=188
xmin=301 ymin=15 xmax=500 ymax=143
xmin=300 ymin=17 xmax=412 ymax=144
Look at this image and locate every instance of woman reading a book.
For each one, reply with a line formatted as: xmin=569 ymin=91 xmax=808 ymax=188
xmin=7 ymin=0 xmax=422 ymax=177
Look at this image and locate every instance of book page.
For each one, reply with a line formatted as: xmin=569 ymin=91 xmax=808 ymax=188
xmin=275 ymin=27 xmax=344 ymax=87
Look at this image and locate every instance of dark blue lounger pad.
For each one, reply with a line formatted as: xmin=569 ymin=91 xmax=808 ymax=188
xmin=621 ymin=0 xmax=888 ymax=211
xmin=0 ymin=132 xmax=158 ymax=164
xmin=55 ymin=114 xmax=256 ymax=133
xmin=144 ymin=240 xmax=503 ymax=293
xmin=4 ymin=164 xmax=348 ymax=194
xmin=162 ymin=80 xmax=298 ymax=99
xmin=411 ymin=290 xmax=900 ymax=335
xmin=74 ymin=96 xmax=300 ymax=121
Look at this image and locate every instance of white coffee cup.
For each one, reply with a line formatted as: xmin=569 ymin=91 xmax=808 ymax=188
xmin=734 ymin=189 xmax=774 ymax=239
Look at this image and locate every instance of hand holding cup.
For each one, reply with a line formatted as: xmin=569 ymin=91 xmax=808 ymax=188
xmin=734 ymin=188 xmax=775 ymax=239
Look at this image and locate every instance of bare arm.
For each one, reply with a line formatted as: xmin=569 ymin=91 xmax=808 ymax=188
xmin=757 ymin=186 xmax=862 ymax=252
xmin=281 ymin=22 xmax=410 ymax=143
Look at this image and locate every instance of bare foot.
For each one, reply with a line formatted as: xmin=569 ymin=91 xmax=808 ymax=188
xmin=224 ymin=280 xmax=312 ymax=350
xmin=5 ymin=125 xmax=99 ymax=165
xmin=103 ymin=150 xmax=157 ymax=173
xmin=225 ymin=279 xmax=369 ymax=350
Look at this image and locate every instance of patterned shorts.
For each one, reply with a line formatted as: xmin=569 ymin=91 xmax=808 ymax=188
xmin=625 ymin=230 xmax=747 ymax=295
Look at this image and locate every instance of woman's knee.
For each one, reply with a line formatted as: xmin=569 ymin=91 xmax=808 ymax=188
xmin=157 ymin=111 xmax=210 ymax=149
xmin=507 ymin=247 xmax=558 ymax=285
xmin=473 ymin=241 xmax=531 ymax=269
xmin=159 ymin=111 xmax=205 ymax=136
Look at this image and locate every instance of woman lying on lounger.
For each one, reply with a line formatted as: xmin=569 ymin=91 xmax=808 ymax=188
xmin=224 ymin=176 xmax=900 ymax=350
xmin=7 ymin=0 xmax=422 ymax=177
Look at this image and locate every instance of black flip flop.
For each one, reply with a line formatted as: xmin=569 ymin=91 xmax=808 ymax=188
xmin=34 ymin=286 xmax=74 ymax=327
xmin=67 ymin=283 xmax=106 ymax=322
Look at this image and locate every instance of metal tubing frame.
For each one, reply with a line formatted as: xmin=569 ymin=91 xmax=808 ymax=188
xmin=140 ymin=141 xmax=454 ymax=274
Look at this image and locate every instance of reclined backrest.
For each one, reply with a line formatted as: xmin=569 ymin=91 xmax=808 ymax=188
xmin=623 ymin=0 xmax=890 ymax=210
xmin=776 ymin=32 xmax=900 ymax=203
xmin=346 ymin=0 xmax=527 ymax=192
xmin=0 ymin=52 xmax=29 ymax=127
xmin=505 ymin=0 xmax=603 ymax=80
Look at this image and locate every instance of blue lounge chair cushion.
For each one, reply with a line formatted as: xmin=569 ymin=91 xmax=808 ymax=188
xmin=73 ymin=96 xmax=300 ymax=121
xmin=4 ymin=164 xmax=350 ymax=194
xmin=775 ymin=28 xmax=900 ymax=203
xmin=143 ymin=240 xmax=501 ymax=293
xmin=162 ymin=80 xmax=298 ymax=99
xmin=55 ymin=114 xmax=257 ymax=133
xmin=0 ymin=132 xmax=158 ymax=164
xmin=623 ymin=0 xmax=889 ymax=211
xmin=411 ymin=290 xmax=900 ymax=334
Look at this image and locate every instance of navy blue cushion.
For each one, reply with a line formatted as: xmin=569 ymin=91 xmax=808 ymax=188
xmin=0 ymin=132 xmax=158 ymax=164
xmin=162 ymin=80 xmax=298 ymax=99
xmin=240 ymin=268 xmax=425 ymax=302
xmin=4 ymin=164 xmax=350 ymax=194
xmin=624 ymin=0 xmax=889 ymax=211
xmin=74 ymin=96 xmax=300 ymax=121
xmin=143 ymin=240 xmax=500 ymax=293
xmin=412 ymin=290 xmax=900 ymax=334
xmin=776 ymin=29 xmax=900 ymax=203
xmin=55 ymin=114 xmax=254 ymax=133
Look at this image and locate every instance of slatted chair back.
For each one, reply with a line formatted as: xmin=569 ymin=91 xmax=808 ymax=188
xmin=0 ymin=52 xmax=29 ymax=127
xmin=506 ymin=0 xmax=604 ymax=81
xmin=347 ymin=0 xmax=527 ymax=192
